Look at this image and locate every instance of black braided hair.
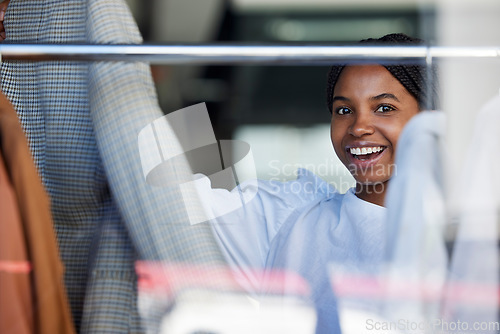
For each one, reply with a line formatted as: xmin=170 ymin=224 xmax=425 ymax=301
xmin=326 ymin=33 xmax=439 ymax=112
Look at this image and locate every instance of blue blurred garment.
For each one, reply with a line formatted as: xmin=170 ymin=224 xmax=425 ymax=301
xmin=443 ymin=95 xmax=500 ymax=331
xmin=382 ymin=111 xmax=448 ymax=324
xmin=1 ymin=1 xmax=225 ymax=332
xmin=197 ymin=169 xmax=387 ymax=334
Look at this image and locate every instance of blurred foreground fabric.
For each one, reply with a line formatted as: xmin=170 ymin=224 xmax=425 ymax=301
xmin=1 ymin=0 xmax=226 ymax=332
xmin=442 ymin=94 xmax=500 ymax=332
xmin=0 ymin=91 xmax=75 ymax=334
xmin=379 ymin=111 xmax=448 ymax=327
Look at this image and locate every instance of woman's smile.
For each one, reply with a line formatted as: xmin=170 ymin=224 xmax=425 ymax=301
xmin=345 ymin=143 xmax=387 ymax=165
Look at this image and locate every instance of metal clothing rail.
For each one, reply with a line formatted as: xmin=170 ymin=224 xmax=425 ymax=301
xmin=0 ymin=44 xmax=499 ymax=64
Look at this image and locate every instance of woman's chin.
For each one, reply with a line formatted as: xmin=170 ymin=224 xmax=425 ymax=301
xmin=354 ymin=179 xmax=390 ymax=194
xmin=353 ymin=176 xmax=390 ymax=186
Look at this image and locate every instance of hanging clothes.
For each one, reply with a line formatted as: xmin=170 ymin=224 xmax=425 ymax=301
xmin=0 ymin=91 xmax=75 ymax=334
xmin=1 ymin=0 xmax=226 ymax=332
xmin=382 ymin=111 xmax=448 ymax=326
xmin=442 ymin=94 xmax=500 ymax=332
xmin=0 ymin=143 xmax=32 ymax=334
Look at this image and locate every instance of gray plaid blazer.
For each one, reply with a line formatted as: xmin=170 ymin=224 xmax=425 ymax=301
xmin=1 ymin=0 xmax=226 ymax=332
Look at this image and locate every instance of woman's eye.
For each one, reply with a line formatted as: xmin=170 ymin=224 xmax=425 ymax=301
xmin=375 ymin=105 xmax=395 ymax=113
xmin=336 ymin=107 xmax=352 ymax=115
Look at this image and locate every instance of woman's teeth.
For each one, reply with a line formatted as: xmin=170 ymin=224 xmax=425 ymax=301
xmin=349 ymin=146 xmax=384 ymax=155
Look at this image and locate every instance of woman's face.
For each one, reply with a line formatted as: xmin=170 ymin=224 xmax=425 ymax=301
xmin=330 ymin=65 xmax=419 ymax=196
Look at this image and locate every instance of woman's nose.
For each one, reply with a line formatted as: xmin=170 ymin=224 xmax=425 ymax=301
xmin=348 ymin=113 xmax=375 ymax=137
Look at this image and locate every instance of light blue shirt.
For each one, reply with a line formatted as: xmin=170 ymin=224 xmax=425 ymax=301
xmin=196 ymin=168 xmax=387 ymax=333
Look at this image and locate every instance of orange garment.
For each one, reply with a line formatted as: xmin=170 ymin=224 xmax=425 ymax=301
xmin=0 ymin=92 xmax=75 ymax=334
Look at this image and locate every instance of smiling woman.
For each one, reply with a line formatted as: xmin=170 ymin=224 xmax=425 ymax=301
xmin=330 ymin=64 xmax=420 ymax=206
xmin=326 ymin=33 xmax=438 ymax=207
xmin=182 ymin=32 xmax=441 ymax=334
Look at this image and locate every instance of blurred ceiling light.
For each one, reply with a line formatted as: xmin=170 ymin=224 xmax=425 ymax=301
xmin=266 ymin=18 xmax=414 ymax=41
xmin=231 ymin=0 xmax=432 ymax=11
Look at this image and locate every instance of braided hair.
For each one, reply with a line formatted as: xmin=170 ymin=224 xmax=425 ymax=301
xmin=326 ymin=33 xmax=439 ymax=112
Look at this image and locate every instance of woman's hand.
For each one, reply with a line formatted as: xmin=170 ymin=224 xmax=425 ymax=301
xmin=0 ymin=0 xmax=10 ymax=41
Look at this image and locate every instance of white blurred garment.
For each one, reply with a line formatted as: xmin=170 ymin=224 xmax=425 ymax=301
xmin=442 ymin=95 xmax=500 ymax=331
xmin=383 ymin=111 xmax=448 ymax=324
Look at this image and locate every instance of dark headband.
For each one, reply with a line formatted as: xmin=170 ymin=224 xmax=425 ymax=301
xmin=326 ymin=33 xmax=439 ymax=112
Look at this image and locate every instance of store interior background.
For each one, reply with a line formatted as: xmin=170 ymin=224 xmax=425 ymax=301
xmin=125 ymin=0 xmax=500 ymax=195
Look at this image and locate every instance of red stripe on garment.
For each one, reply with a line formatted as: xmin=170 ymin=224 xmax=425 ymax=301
xmin=0 ymin=261 xmax=32 ymax=273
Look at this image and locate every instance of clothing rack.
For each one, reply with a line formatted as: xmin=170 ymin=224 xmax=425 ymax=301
xmin=0 ymin=44 xmax=499 ymax=64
